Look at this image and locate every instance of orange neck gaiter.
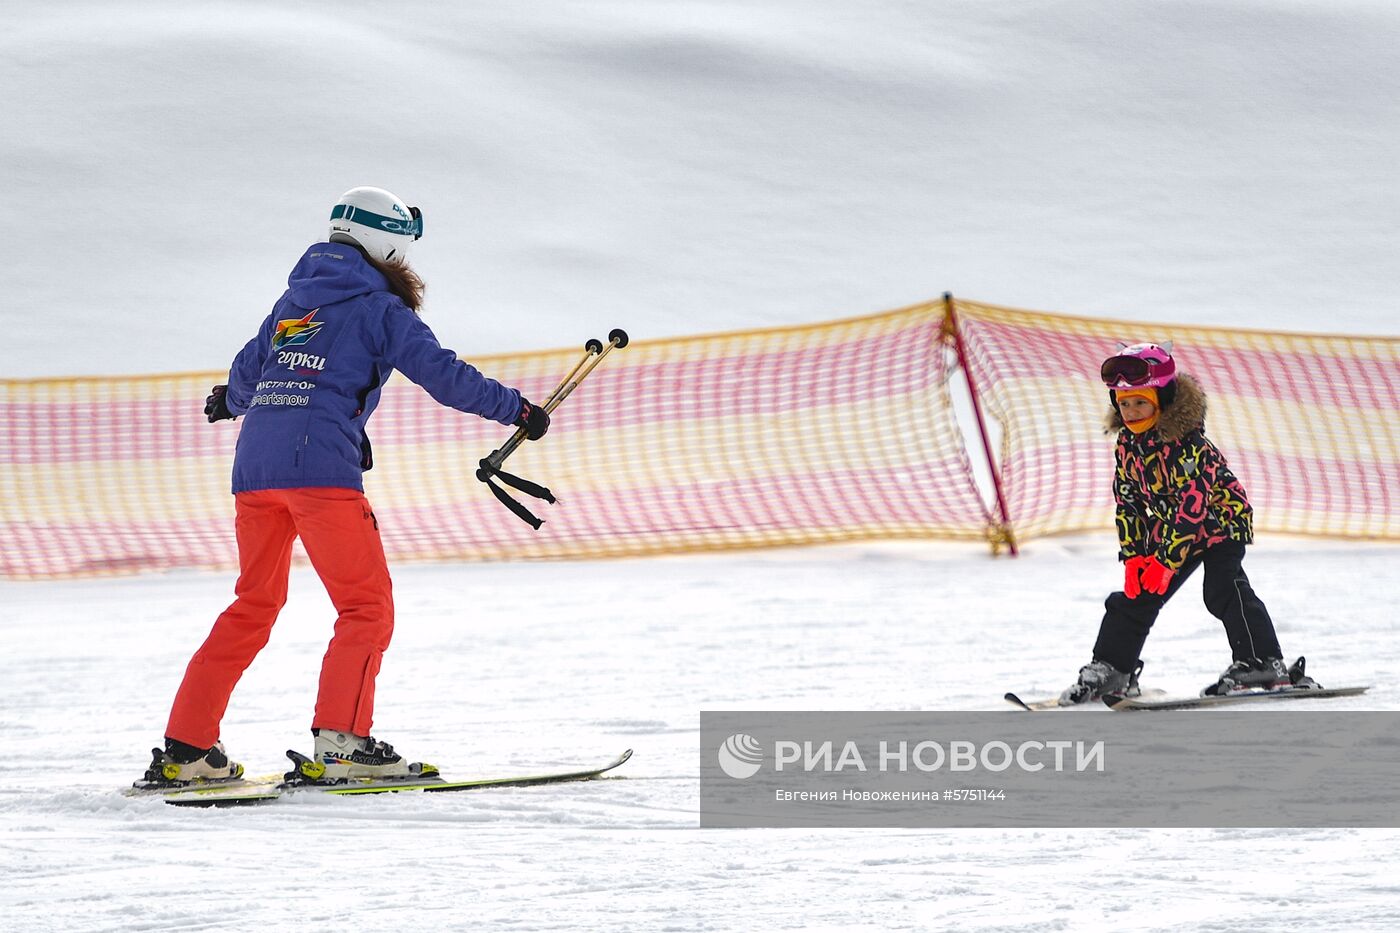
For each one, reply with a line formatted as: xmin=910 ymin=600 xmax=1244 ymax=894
xmin=1115 ymin=387 xmax=1159 ymax=434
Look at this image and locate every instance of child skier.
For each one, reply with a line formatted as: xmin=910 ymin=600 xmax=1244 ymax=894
xmin=141 ymin=186 xmax=551 ymax=785
xmin=1060 ymin=341 xmax=1306 ymax=705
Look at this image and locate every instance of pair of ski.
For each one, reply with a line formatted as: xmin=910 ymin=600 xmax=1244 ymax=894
xmin=1009 ymin=655 xmax=1370 ymax=711
xmin=1006 ymin=684 xmax=1369 ymax=711
xmin=128 ymin=749 xmax=632 ymax=808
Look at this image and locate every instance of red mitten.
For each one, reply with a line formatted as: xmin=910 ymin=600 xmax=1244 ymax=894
xmin=1123 ymin=556 xmax=1150 ymax=599
xmin=1139 ymin=557 xmax=1175 ymax=596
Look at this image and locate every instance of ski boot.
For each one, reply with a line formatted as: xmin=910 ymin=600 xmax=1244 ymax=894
xmin=134 ymin=739 xmax=244 ymax=789
xmin=1202 ymin=657 xmax=1290 ymax=696
xmin=1059 ymin=659 xmax=1135 ymax=706
xmin=285 ymin=729 xmax=439 ymax=784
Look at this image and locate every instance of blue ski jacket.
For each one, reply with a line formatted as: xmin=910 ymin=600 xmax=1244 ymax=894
xmin=223 ymin=243 xmax=523 ymax=494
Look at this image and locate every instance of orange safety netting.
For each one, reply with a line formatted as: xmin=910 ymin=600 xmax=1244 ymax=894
xmin=950 ymin=297 xmax=1400 ymax=545
xmin=0 ymin=301 xmax=992 ymax=578
xmin=4 ymin=298 xmax=1396 ymax=579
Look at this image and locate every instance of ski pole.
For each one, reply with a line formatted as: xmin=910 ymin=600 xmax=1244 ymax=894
xmin=541 ymin=336 xmax=606 ymax=407
xmin=543 ymin=327 xmax=628 ymax=414
xmin=483 ymin=328 xmax=629 ymax=473
xmin=476 ymin=328 xmax=629 ymax=528
xmin=485 ymin=332 xmax=605 ymax=473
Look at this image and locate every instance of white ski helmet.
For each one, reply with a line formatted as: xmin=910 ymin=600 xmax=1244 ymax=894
xmin=328 ymin=186 xmax=422 ymax=263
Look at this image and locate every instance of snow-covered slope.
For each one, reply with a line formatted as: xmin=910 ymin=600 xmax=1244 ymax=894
xmin=2 ymin=1 xmax=1396 ymax=379
xmin=2 ymin=540 xmax=1397 ymax=930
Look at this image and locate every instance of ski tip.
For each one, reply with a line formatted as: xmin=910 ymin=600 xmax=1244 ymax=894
xmin=1003 ymin=692 xmax=1032 ymax=711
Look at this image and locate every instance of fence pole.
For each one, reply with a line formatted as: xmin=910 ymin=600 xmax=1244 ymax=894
xmin=942 ymin=293 xmax=1018 ymax=556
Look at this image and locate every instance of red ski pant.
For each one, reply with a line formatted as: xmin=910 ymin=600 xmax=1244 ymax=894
xmin=166 ymin=487 xmax=394 ymax=748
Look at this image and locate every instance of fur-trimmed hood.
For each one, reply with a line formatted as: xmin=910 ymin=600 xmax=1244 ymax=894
xmin=1105 ymin=373 xmax=1207 ymax=442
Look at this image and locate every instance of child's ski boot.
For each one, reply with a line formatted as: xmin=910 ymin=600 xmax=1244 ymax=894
xmin=1059 ymin=659 xmax=1137 ymax=706
xmin=1202 ymin=657 xmax=1291 ymax=696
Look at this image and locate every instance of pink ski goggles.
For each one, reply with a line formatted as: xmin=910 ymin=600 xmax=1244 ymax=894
xmin=1100 ymin=351 xmax=1175 ymax=388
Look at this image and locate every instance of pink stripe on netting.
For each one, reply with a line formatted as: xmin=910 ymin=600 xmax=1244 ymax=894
xmin=1162 ymin=343 xmax=1400 ymax=412
xmin=0 ymin=515 xmax=236 ymax=577
xmin=962 ymin=318 xmax=1400 ymax=410
xmin=957 ymin=309 xmax=1400 ymax=540
xmin=996 ymin=437 xmax=1400 ymax=535
xmin=370 ymin=323 xmax=944 ymax=447
xmin=997 ymin=441 xmax=1113 ymax=525
xmin=1227 ymin=448 xmax=1400 ymax=527
xmin=1 ymin=305 xmax=993 ymax=577
xmin=957 ymin=318 xmax=1107 ymax=391
xmin=552 ymin=324 xmax=942 ymax=427
xmin=2 ymin=452 xmax=990 ymax=576
xmin=0 ymin=396 xmax=238 ymax=465
xmin=374 ymin=458 xmax=992 ymax=550
xmin=0 ymin=374 xmax=572 ymax=468
xmin=3 ymin=323 xmax=942 ymax=466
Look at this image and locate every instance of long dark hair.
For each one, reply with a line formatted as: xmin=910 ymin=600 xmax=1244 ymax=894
xmin=336 ymin=239 xmax=426 ymax=313
xmin=366 ymin=252 xmax=426 ymax=313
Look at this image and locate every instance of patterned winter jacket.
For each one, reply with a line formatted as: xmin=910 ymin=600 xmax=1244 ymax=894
xmin=1106 ymin=374 xmax=1253 ymax=570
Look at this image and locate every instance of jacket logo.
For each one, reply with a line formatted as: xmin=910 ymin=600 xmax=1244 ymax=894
xmin=272 ymin=309 xmax=325 ymax=350
xmin=277 ymin=350 xmax=326 ymax=373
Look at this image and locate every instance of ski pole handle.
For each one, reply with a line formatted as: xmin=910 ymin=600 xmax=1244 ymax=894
xmin=484 ymin=328 xmax=628 ymax=471
xmin=544 ymin=337 xmax=607 ymax=408
xmin=483 ymin=337 xmax=601 ymax=471
xmin=542 ymin=328 xmax=627 ymax=415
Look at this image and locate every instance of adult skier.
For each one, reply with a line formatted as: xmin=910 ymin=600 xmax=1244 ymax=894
xmin=141 ymin=187 xmax=551 ymax=785
xmin=1060 ymin=342 xmax=1302 ymax=705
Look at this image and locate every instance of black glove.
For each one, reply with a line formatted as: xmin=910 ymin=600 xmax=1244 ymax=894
xmin=514 ymin=398 xmax=550 ymax=440
xmin=204 ymin=385 xmax=235 ymax=423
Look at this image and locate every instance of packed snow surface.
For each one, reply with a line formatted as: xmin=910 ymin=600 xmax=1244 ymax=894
xmin=3 ymin=540 xmax=1398 ymax=930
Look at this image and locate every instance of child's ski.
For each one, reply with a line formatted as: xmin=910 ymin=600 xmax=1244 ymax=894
xmin=1005 ymin=689 xmax=1169 ymax=711
xmin=1105 ymin=685 xmax=1369 ymax=711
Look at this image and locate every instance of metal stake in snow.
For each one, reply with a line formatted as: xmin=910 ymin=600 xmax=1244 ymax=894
xmin=476 ymin=328 xmax=630 ymax=529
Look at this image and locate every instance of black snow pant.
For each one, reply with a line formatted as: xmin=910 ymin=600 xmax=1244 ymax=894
xmin=1092 ymin=539 xmax=1282 ymax=675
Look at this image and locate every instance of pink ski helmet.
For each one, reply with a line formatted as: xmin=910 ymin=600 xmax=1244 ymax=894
xmin=1100 ymin=342 xmax=1177 ymax=390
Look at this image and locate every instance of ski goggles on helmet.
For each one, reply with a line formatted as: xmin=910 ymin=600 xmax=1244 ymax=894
xmin=1100 ymin=355 xmax=1155 ymax=386
xmin=330 ymin=203 xmax=423 ymax=240
xmin=1100 ymin=344 xmax=1176 ymax=389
